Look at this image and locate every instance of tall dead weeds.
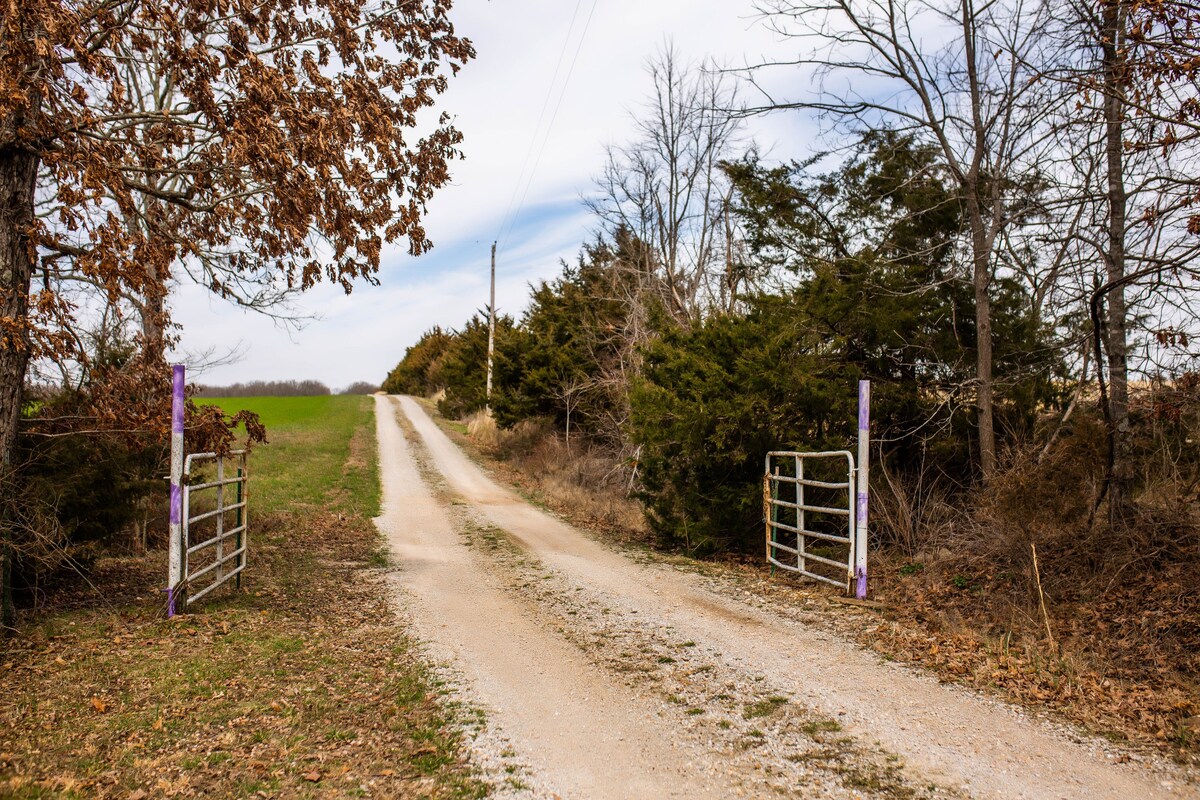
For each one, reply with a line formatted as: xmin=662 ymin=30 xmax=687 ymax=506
xmin=870 ymin=412 xmax=1199 ymax=759
xmin=462 ymin=411 xmax=647 ymax=539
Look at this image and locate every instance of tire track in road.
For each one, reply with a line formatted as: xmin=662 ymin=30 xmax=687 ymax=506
xmin=374 ymin=395 xmax=732 ymax=799
xmin=395 ymin=394 xmax=1198 ymax=800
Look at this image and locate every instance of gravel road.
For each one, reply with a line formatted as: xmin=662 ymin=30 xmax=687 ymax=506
xmin=375 ymin=394 xmax=1198 ymax=800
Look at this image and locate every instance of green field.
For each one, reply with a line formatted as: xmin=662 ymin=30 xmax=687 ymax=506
xmin=203 ymin=395 xmax=380 ymax=517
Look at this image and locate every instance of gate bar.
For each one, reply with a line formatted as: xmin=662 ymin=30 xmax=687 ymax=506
xmin=187 ymin=557 xmax=247 ymax=603
xmin=771 ymin=474 xmax=851 ymax=489
xmin=235 ymin=466 xmax=245 ymax=589
xmin=765 ymin=519 xmax=851 ymax=544
xmin=769 ymin=498 xmax=850 ymax=516
xmin=187 ymin=525 xmax=247 ymax=556
xmin=187 ymin=502 xmax=247 ymax=526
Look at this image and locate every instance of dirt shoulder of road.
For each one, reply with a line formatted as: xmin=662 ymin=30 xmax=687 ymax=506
xmin=0 ymin=399 xmax=486 ymax=799
xmin=421 ymin=400 xmax=1200 ymax=777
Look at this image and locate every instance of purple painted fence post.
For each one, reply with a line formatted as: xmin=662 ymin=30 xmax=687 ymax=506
xmin=854 ymin=380 xmax=870 ymax=599
xmin=167 ymin=364 xmax=185 ymax=616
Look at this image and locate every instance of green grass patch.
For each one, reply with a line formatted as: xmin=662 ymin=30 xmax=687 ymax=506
xmin=743 ymin=695 xmax=789 ymax=719
xmin=202 ymin=395 xmax=380 ymax=517
xmin=802 ymin=718 xmax=843 ymax=735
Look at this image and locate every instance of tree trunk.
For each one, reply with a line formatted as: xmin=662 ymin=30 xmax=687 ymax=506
xmin=1101 ymin=0 xmax=1132 ymax=520
xmin=140 ymin=260 xmax=168 ymax=363
xmin=964 ymin=180 xmax=997 ymax=481
xmin=722 ymin=197 xmax=737 ymax=314
xmin=0 ymin=144 xmax=40 ymax=634
xmin=961 ymin=0 xmax=997 ymax=483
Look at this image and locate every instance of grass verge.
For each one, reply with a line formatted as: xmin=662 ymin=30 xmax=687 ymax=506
xmin=0 ymin=395 xmax=486 ymax=799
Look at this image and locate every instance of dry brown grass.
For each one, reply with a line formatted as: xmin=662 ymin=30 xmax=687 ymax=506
xmin=864 ymin=429 xmax=1200 ymax=761
xmin=458 ymin=410 xmax=648 ymax=542
xmin=0 ymin=510 xmax=487 ymax=799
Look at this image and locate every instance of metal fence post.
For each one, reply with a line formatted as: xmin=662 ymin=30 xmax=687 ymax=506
xmin=855 ymin=380 xmax=870 ymax=599
xmin=167 ymin=364 xmax=185 ymax=616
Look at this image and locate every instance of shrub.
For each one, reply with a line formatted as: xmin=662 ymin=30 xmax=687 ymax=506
xmin=382 ymin=327 xmax=453 ymax=395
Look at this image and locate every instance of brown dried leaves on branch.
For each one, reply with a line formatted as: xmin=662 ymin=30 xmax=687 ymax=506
xmin=2 ymin=0 xmax=474 ymax=365
xmin=1125 ymin=0 xmax=1200 ymax=233
xmin=185 ymin=399 xmax=267 ymax=455
xmin=22 ymin=354 xmax=265 ymax=454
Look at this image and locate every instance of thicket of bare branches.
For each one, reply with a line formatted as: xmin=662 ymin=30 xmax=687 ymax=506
xmin=589 ymin=45 xmax=752 ymax=324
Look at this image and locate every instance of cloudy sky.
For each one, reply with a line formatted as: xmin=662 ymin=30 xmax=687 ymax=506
xmin=171 ymin=0 xmax=820 ymax=389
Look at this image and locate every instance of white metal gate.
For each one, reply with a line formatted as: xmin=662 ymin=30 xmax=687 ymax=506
xmin=765 ymin=451 xmax=859 ymax=590
xmin=177 ymin=450 xmax=249 ymax=607
xmin=764 ymin=380 xmax=870 ymax=598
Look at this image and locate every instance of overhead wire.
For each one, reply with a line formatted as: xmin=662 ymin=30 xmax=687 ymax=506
xmin=493 ymin=0 xmax=587 ymax=247
xmin=495 ymin=0 xmax=600 ymax=255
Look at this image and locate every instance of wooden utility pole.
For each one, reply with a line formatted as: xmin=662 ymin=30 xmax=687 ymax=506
xmin=486 ymin=241 xmax=496 ymax=412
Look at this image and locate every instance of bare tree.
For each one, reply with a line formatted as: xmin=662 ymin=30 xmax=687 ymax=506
xmin=750 ymin=0 xmax=1061 ymax=481
xmin=33 ymin=30 xmax=345 ymax=369
xmin=1038 ymin=0 xmax=1200 ymax=515
xmin=589 ymin=44 xmax=748 ymax=325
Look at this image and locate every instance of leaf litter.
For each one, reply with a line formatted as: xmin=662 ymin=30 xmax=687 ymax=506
xmin=0 ymin=508 xmax=487 ymax=799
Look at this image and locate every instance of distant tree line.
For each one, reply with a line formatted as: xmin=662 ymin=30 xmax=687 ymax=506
xmin=195 ymin=380 xmax=333 ymax=398
xmin=195 ymin=380 xmax=381 ymax=397
xmin=340 ymin=382 xmax=382 ymax=396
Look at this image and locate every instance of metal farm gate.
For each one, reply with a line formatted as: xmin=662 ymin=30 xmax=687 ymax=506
xmin=765 ymin=450 xmax=858 ymax=590
xmin=178 ymin=450 xmax=249 ymax=607
xmin=165 ymin=364 xmax=251 ymax=615
xmin=764 ymin=381 xmax=870 ymax=599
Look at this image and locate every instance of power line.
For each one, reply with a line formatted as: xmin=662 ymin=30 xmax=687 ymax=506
xmin=494 ymin=0 xmax=588 ymax=246
xmin=496 ymin=0 xmax=600 ymax=255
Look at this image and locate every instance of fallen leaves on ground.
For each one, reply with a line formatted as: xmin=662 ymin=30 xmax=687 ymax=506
xmin=0 ymin=510 xmax=486 ymax=799
xmin=732 ymin=553 xmax=1199 ymax=767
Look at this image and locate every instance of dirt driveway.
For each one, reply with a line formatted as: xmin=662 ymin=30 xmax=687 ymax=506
xmin=375 ymin=395 xmax=1197 ymax=799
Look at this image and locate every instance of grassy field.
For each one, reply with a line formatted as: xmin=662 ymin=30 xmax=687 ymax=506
xmin=0 ymin=395 xmax=485 ymax=799
xmin=207 ymin=395 xmax=382 ymax=515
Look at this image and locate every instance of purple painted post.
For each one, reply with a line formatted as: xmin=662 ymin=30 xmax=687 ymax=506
xmin=167 ymin=364 xmax=185 ymax=616
xmin=854 ymin=380 xmax=870 ymax=599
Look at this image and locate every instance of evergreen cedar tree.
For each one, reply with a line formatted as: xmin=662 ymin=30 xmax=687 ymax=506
xmin=386 ymin=135 xmax=1064 ymax=553
xmin=383 ymin=325 xmax=454 ymax=397
xmin=628 ymin=135 xmax=1058 ymax=551
xmin=1 ymin=0 xmax=472 ymax=629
